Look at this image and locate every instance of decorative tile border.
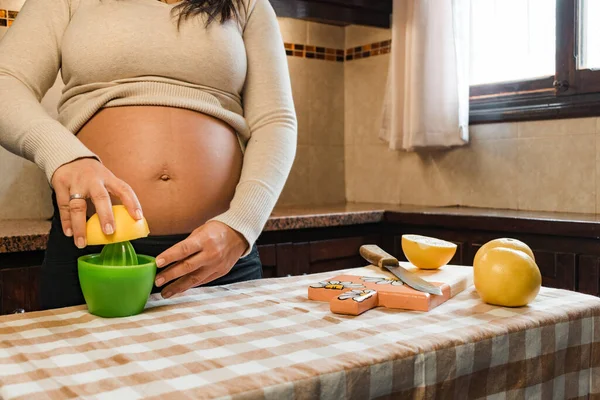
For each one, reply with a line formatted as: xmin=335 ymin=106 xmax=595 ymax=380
xmin=284 ymin=39 xmax=391 ymax=63
xmin=0 ymin=9 xmax=18 ymax=27
xmin=284 ymin=43 xmax=345 ymax=62
xmin=345 ymin=40 xmax=391 ymax=61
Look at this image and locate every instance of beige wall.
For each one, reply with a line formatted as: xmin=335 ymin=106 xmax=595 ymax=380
xmin=344 ymin=26 xmax=394 ymax=204
xmin=343 ymin=25 xmax=599 ymax=214
xmin=276 ymin=21 xmax=392 ymax=207
xmin=276 ymin=19 xmax=346 ymax=207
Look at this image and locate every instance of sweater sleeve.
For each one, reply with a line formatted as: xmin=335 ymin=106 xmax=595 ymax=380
xmin=209 ymin=0 xmax=297 ymax=256
xmin=0 ymin=0 xmax=99 ymax=183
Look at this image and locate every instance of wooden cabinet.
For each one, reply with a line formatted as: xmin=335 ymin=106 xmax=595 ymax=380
xmin=578 ymin=256 xmax=600 ymax=296
xmin=1 ymin=266 xmax=40 ymax=314
xmin=533 ymin=251 xmax=576 ymax=291
xmin=257 ymin=245 xmax=277 ymax=278
xmin=258 ymin=234 xmax=382 ymax=278
xmin=0 ymin=250 xmax=43 ymax=314
xmin=269 ymin=0 xmax=392 ymax=28
xmin=276 ymin=242 xmax=310 ymax=276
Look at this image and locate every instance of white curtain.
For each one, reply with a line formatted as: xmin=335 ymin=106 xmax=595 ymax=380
xmin=380 ymin=0 xmax=470 ymax=150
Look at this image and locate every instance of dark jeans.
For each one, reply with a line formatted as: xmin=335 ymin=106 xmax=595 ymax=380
xmin=40 ymin=194 xmax=263 ymax=310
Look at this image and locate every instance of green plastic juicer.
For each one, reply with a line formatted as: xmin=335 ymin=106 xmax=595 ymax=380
xmin=77 ymin=206 xmax=156 ymax=318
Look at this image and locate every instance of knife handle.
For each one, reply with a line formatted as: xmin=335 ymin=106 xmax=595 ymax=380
xmin=359 ymin=245 xmax=399 ymax=269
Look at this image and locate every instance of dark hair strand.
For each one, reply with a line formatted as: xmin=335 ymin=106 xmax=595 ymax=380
xmin=173 ymin=0 xmax=243 ymax=27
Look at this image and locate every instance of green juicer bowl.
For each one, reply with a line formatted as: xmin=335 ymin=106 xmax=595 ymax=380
xmin=77 ymin=248 xmax=156 ymax=318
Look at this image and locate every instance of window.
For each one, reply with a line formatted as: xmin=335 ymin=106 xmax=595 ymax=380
xmin=578 ymin=0 xmax=600 ymax=70
xmin=470 ymin=0 xmax=555 ymax=86
xmin=469 ymin=0 xmax=600 ymax=123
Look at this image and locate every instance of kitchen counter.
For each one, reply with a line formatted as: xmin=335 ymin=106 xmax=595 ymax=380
xmin=0 ymin=219 xmax=52 ymax=253
xmin=0 ymin=203 xmax=389 ymax=254
xmin=4 ymin=203 xmax=600 ymax=253
xmin=267 ymin=202 xmax=388 ymax=230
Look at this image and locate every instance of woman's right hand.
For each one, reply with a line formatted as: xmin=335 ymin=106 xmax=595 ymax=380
xmin=51 ymin=158 xmax=143 ymax=249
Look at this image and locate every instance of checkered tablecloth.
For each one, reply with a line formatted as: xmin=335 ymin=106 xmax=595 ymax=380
xmin=0 ymin=266 xmax=599 ymax=400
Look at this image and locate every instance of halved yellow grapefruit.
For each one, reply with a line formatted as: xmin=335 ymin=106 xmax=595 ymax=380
xmin=86 ymin=205 xmax=149 ymax=245
xmin=401 ymin=234 xmax=457 ymax=270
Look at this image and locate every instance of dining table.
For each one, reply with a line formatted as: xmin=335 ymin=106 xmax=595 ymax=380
xmin=0 ymin=264 xmax=598 ymax=399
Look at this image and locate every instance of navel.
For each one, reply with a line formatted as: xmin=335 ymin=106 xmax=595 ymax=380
xmin=159 ymin=174 xmax=171 ymax=182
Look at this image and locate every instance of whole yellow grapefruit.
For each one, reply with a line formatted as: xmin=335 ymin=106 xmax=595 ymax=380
xmin=401 ymin=234 xmax=457 ymax=270
xmin=474 ymin=238 xmax=535 ymax=267
xmin=474 ymin=247 xmax=541 ymax=307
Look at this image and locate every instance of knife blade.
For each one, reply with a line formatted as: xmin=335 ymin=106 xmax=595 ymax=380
xmin=359 ymin=245 xmax=443 ymax=296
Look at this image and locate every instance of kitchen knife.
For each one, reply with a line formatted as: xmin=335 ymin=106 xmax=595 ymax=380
xmin=359 ymin=245 xmax=443 ymax=296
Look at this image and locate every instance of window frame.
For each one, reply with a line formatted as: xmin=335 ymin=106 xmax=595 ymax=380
xmin=469 ymin=0 xmax=600 ymax=124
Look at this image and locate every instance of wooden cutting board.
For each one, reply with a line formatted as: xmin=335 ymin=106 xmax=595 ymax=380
xmin=308 ymin=263 xmax=473 ymax=315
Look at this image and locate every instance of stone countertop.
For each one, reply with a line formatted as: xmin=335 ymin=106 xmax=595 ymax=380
xmin=265 ymin=203 xmax=388 ymax=231
xmin=0 ymin=219 xmax=52 ymax=254
xmin=3 ymin=203 xmax=600 ymax=253
xmin=0 ymin=204 xmax=389 ymax=254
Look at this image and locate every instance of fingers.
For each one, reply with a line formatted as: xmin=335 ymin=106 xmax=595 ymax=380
xmin=54 ymin=187 xmax=73 ymax=238
xmin=155 ymin=235 xmax=203 ymax=269
xmin=106 ymin=178 xmax=143 ymax=221
xmin=155 ymin=250 xmax=209 ymax=288
xmin=154 ymin=222 xmax=246 ymax=299
xmin=89 ymin=185 xmax=115 ymax=235
xmin=161 ymin=265 xmax=220 ymax=299
xmin=69 ymin=194 xmax=88 ymax=249
xmin=50 ymin=158 xmax=143 ymax=249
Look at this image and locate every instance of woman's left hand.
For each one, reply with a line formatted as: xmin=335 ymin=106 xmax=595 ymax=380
xmin=154 ymin=221 xmax=248 ymax=299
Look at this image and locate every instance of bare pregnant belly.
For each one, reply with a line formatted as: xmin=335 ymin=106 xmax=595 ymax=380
xmin=76 ymin=106 xmax=242 ymax=235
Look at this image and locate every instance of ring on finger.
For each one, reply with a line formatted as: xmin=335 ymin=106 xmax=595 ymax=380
xmin=69 ymin=193 xmax=87 ymax=201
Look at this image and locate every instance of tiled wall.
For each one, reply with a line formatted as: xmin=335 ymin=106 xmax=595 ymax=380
xmin=344 ymin=25 xmax=394 ymax=204
xmin=276 ymin=20 xmax=392 ymax=207
xmin=276 ymin=19 xmax=347 ymax=206
xmin=343 ymin=30 xmax=600 ymax=214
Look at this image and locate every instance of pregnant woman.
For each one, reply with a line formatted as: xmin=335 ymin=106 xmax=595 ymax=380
xmin=0 ymin=0 xmax=296 ymax=308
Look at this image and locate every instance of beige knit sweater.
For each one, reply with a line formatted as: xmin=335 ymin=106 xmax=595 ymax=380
xmin=0 ymin=0 xmax=297 ymax=253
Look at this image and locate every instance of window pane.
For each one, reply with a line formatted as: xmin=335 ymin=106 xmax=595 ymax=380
xmin=470 ymin=0 xmax=556 ymax=85
xmin=578 ymin=0 xmax=600 ymax=70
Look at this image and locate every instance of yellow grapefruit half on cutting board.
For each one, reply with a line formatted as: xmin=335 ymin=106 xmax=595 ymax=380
xmin=401 ymin=234 xmax=457 ymax=270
